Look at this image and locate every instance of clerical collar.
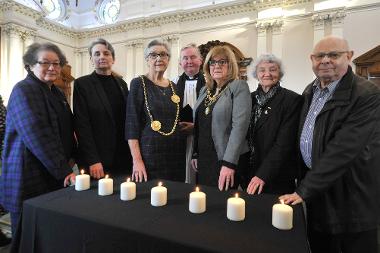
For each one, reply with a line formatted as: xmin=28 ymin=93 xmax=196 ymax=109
xmin=185 ymin=73 xmax=199 ymax=80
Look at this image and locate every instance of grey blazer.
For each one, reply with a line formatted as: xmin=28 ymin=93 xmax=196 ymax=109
xmin=194 ymin=79 xmax=251 ymax=165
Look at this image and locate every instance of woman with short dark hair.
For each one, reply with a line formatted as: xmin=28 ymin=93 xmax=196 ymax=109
xmin=74 ymin=38 xmax=132 ymax=179
xmin=0 ymin=42 xmax=76 ymax=239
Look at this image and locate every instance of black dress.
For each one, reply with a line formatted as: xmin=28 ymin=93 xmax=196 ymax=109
xmin=126 ymin=76 xmax=185 ymax=181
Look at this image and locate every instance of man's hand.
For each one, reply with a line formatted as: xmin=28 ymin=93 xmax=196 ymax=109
xmin=218 ymin=166 xmax=235 ymax=191
xmin=179 ymin=122 xmax=194 ymax=135
xmin=89 ymin=162 xmax=104 ymax=179
xmin=279 ymin=192 xmax=304 ymax=205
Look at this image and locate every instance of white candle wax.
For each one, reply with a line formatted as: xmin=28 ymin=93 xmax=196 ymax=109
xmin=151 ymin=182 xmax=167 ymax=207
xmin=189 ymin=187 xmax=206 ymax=214
xmin=120 ymin=178 xmax=136 ymax=201
xmin=98 ymin=175 xmax=113 ymax=196
xmin=75 ymin=170 xmax=90 ymax=191
xmin=227 ymin=193 xmax=245 ymax=221
xmin=272 ymin=201 xmax=293 ymax=230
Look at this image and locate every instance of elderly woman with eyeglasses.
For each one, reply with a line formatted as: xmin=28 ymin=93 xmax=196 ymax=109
xmin=0 ymin=43 xmax=76 ymax=238
xmin=192 ymin=45 xmax=251 ymax=191
xmin=126 ymin=40 xmax=185 ymax=182
xmin=241 ymin=53 xmax=302 ymax=195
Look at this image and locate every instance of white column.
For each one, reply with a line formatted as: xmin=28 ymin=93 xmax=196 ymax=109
xmin=312 ymin=13 xmax=328 ymax=46
xmin=7 ymin=28 xmax=24 ymax=102
xmin=0 ymin=26 xmax=10 ymax=103
xmin=164 ymin=35 xmax=180 ymax=80
xmin=331 ymin=10 xmax=346 ymax=37
xmin=271 ymin=20 xmax=284 ymax=59
xmin=22 ymin=32 xmax=36 ymax=77
xmin=256 ymin=22 xmax=268 ymax=56
xmin=135 ymin=42 xmax=145 ymax=76
xmin=125 ymin=42 xmax=136 ymax=85
xmin=74 ymin=49 xmax=83 ymax=79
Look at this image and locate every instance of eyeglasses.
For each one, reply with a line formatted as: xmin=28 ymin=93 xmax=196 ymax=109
xmin=148 ymin=52 xmax=169 ymax=59
xmin=208 ymin=59 xmax=228 ymax=66
xmin=311 ymin=51 xmax=349 ymax=61
xmin=37 ymin=61 xmax=61 ymax=68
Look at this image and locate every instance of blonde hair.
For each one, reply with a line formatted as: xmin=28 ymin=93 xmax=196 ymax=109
xmin=203 ymin=45 xmax=239 ymax=89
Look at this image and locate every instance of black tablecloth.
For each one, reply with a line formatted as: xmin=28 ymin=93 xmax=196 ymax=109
xmin=19 ymin=178 xmax=309 ymax=253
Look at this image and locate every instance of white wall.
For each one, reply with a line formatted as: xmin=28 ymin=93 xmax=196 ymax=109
xmin=1 ymin=0 xmax=380 ymax=103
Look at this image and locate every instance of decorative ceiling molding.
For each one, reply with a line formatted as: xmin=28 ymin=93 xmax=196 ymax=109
xmin=252 ymin=0 xmax=312 ymax=10
xmin=0 ymin=0 xmax=42 ymax=20
xmin=311 ymin=7 xmax=346 ymax=27
xmin=1 ymin=22 xmax=37 ymax=41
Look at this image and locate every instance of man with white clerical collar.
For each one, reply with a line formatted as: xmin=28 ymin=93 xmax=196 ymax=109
xmin=173 ymin=43 xmax=205 ymax=184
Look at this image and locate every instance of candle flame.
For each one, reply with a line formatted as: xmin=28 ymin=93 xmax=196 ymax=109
xmin=80 ymin=169 xmax=84 ymax=175
xmin=235 ymin=193 xmax=239 ymax=198
xmin=158 ymin=182 xmax=162 ymax=187
xmin=280 ymin=199 xmax=285 ymax=205
xmin=127 ymin=177 xmax=130 ymax=182
xmin=105 ymin=174 xmax=109 ymax=179
xmin=195 ymin=187 xmax=199 ymax=192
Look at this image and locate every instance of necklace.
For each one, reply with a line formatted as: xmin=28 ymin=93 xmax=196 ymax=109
xmin=140 ymin=75 xmax=180 ymax=135
xmin=204 ymin=83 xmax=230 ymax=115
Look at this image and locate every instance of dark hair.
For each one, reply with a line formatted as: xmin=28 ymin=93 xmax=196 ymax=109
xmin=23 ymin=42 xmax=67 ymax=71
xmin=88 ymin=38 xmax=115 ymax=59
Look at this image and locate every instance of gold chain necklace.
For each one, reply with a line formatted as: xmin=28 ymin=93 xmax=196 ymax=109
xmin=140 ymin=75 xmax=180 ymax=136
xmin=204 ymin=84 xmax=229 ymax=115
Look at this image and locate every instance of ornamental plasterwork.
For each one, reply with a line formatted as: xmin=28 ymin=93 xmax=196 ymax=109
xmin=36 ymin=18 xmax=78 ymax=38
xmin=311 ymin=8 xmax=346 ymax=28
xmin=256 ymin=19 xmax=284 ymax=34
xmin=0 ymin=0 xmax=42 ymax=20
xmin=252 ymin=0 xmax=311 ymax=10
xmin=125 ymin=40 xmax=144 ymax=48
xmin=1 ymin=22 xmax=37 ymax=41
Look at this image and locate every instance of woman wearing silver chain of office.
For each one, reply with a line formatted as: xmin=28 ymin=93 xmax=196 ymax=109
xmin=126 ymin=40 xmax=185 ymax=182
xmin=192 ymin=45 xmax=251 ymax=191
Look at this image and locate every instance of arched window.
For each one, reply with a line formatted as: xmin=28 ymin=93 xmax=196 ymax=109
xmin=96 ymin=0 xmax=121 ymax=25
xmin=41 ymin=0 xmax=69 ymax=21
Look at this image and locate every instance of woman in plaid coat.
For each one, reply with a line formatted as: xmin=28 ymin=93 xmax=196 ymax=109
xmin=0 ymin=43 xmax=76 ymax=241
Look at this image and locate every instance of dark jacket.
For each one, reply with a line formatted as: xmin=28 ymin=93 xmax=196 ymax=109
xmin=73 ymin=71 xmax=131 ymax=170
xmin=296 ymin=67 xmax=380 ymax=234
xmin=0 ymin=74 xmax=75 ymax=213
xmin=243 ymin=86 xmax=302 ymax=193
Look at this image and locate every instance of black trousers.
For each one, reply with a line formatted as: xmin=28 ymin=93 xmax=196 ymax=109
xmin=308 ymin=227 xmax=378 ymax=253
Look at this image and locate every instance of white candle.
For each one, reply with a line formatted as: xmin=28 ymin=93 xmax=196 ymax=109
xmin=227 ymin=193 xmax=245 ymax=221
xmin=272 ymin=200 xmax=293 ymax=230
xmin=151 ymin=182 xmax=167 ymax=207
xmin=98 ymin=174 xmax=113 ymax=196
xmin=189 ymin=187 xmax=206 ymax=214
xmin=75 ymin=169 xmax=90 ymax=191
xmin=120 ymin=178 xmax=136 ymax=201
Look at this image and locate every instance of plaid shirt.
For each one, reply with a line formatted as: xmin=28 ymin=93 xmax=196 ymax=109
xmin=300 ymin=79 xmax=340 ymax=168
xmin=0 ymin=74 xmax=72 ymax=213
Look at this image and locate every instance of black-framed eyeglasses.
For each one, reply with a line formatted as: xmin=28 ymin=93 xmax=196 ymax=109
xmin=311 ymin=51 xmax=349 ymax=61
xmin=37 ymin=61 xmax=61 ymax=68
xmin=148 ymin=52 xmax=169 ymax=59
xmin=208 ymin=59 xmax=228 ymax=66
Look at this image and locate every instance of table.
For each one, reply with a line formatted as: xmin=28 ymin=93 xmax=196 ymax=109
xmin=19 ymin=178 xmax=310 ymax=253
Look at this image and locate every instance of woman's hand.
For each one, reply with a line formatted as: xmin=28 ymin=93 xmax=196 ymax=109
xmin=218 ymin=166 xmax=235 ymax=191
xmin=279 ymin=192 xmax=303 ymax=205
xmin=132 ymin=159 xmax=148 ymax=182
xmin=64 ymin=172 xmax=76 ymax=187
xmin=89 ymin=162 xmax=104 ymax=179
xmin=247 ymin=176 xmax=265 ymax=195
xmin=191 ymin=159 xmax=198 ymax=172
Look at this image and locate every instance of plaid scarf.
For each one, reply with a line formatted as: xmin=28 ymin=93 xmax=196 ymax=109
xmin=247 ymin=83 xmax=280 ymax=165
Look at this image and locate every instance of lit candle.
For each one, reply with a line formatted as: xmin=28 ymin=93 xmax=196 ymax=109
xmin=98 ymin=174 xmax=113 ymax=196
xmin=75 ymin=169 xmax=90 ymax=191
xmin=227 ymin=193 xmax=245 ymax=221
xmin=189 ymin=187 xmax=206 ymax=214
xmin=151 ymin=182 xmax=167 ymax=207
xmin=272 ymin=200 xmax=293 ymax=230
xmin=120 ymin=177 xmax=136 ymax=201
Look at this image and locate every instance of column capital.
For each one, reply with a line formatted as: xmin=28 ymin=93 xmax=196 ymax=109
xmin=1 ymin=23 xmax=37 ymax=41
xmin=256 ymin=19 xmax=283 ymax=33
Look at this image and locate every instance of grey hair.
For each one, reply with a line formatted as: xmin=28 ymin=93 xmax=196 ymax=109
xmin=23 ymin=42 xmax=67 ymax=71
xmin=88 ymin=38 xmax=115 ymax=59
xmin=180 ymin=43 xmax=202 ymax=59
xmin=144 ymin=39 xmax=171 ymax=60
xmin=251 ymin=53 xmax=284 ymax=80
